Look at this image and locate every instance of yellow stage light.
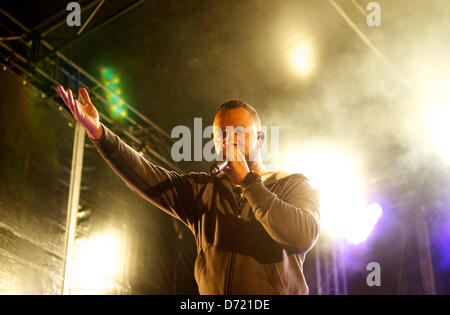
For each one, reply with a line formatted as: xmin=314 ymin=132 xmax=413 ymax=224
xmin=290 ymin=44 xmax=313 ymax=75
xmin=280 ymin=144 xmax=380 ymax=244
xmin=71 ymin=232 xmax=124 ymax=294
xmin=423 ymin=78 xmax=450 ymax=164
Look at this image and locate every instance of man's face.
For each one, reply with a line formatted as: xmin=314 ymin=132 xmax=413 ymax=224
xmin=212 ymin=108 xmax=261 ymax=163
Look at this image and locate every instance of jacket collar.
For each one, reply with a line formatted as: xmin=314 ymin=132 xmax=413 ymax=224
xmin=216 ymin=170 xmax=294 ymax=187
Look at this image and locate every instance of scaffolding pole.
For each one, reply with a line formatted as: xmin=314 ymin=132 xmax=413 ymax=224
xmin=416 ymin=206 xmax=437 ymax=295
xmin=61 ymin=122 xmax=86 ymax=295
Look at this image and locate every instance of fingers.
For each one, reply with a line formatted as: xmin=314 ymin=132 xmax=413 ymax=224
xmin=55 ymin=86 xmax=67 ymax=106
xmin=55 ymin=85 xmax=74 ymax=115
xmin=224 ymin=141 xmax=246 ymax=162
xmin=67 ymin=89 xmax=75 ymax=111
xmin=73 ymin=99 xmax=82 ymax=121
xmin=67 ymin=89 xmax=81 ymax=120
xmin=235 ymin=145 xmax=246 ymax=162
xmin=79 ymin=88 xmax=91 ymax=105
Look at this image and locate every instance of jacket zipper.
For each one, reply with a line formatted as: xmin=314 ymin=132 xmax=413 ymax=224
xmin=225 ymin=188 xmax=245 ymax=294
xmin=225 ymin=250 xmax=235 ymax=294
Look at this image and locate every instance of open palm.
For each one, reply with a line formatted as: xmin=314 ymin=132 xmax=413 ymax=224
xmin=55 ymin=85 xmax=103 ymax=140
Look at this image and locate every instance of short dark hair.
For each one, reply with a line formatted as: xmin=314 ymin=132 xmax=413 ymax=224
xmin=215 ymin=99 xmax=261 ymax=127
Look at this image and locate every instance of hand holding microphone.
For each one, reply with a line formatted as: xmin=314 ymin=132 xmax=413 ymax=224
xmin=210 ymin=160 xmax=229 ymax=175
xmin=210 ymin=141 xmax=250 ymax=186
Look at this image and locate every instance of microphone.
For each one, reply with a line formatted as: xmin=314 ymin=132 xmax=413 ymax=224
xmin=210 ymin=136 xmax=264 ymax=175
xmin=210 ymin=160 xmax=229 ymax=175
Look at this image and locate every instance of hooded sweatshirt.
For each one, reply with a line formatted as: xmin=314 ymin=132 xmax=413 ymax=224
xmin=90 ymin=123 xmax=321 ymax=295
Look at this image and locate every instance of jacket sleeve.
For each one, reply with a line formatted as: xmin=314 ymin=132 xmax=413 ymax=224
xmin=89 ymin=123 xmax=202 ymax=229
xmin=242 ymin=174 xmax=320 ymax=253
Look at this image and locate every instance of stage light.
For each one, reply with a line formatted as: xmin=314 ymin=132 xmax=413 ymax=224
xmin=346 ymin=203 xmax=383 ymax=245
xmin=101 ymin=67 xmax=128 ymax=119
xmin=280 ymin=144 xmax=380 ymax=244
xmin=290 ymin=44 xmax=313 ymax=75
xmin=106 ymin=81 xmax=119 ymax=92
xmin=101 ymin=68 xmax=114 ymax=81
xmin=108 ymin=93 xmax=120 ymax=104
xmin=71 ymin=232 xmax=124 ymax=294
xmin=111 ymin=104 xmax=127 ymax=118
xmin=423 ymin=78 xmax=450 ymax=164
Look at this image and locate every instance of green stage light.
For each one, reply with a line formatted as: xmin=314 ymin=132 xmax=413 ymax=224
xmin=101 ymin=68 xmax=114 ymax=81
xmin=108 ymin=93 xmax=120 ymax=104
xmin=111 ymin=105 xmax=127 ymax=118
xmin=105 ymin=81 xmax=118 ymax=92
xmin=102 ymin=67 xmax=127 ymax=119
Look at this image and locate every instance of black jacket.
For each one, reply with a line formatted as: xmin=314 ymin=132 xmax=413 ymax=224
xmin=91 ymin=123 xmax=321 ymax=294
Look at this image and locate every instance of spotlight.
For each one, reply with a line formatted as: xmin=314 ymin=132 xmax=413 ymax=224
xmin=101 ymin=68 xmax=114 ymax=81
xmin=108 ymin=93 xmax=120 ymax=104
xmin=101 ymin=67 xmax=127 ymax=119
xmin=281 ymin=144 xmax=380 ymax=244
xmin=111 ymin=104 xmax=127 ymax=118
xmin=71 ymin=232 xmax=124 ymax=294
xmin=105 ymin=81 xmax=118 ymax=92
xmin=346 ymin=203 xmax=383 ymax=245
xmin=423 ymin=78 xmax=450 ymax=164
xmin=290 ymin=44 xmax=313 ymax=75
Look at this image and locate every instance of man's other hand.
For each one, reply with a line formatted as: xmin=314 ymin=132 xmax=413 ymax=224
xmin=55 ymin=85 xmax=103 ymax=140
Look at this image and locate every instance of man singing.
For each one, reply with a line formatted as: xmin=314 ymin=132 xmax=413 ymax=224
xmin=55 ymin=85 xmax=320 ymax=295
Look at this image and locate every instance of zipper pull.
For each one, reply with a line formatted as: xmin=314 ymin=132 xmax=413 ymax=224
xmin=234 ymin=186 xmax=246 ymax=216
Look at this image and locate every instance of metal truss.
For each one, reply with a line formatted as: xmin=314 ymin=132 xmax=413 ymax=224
xmin=0 ymin=3 xmax=181 ymax=172
xmin=0 ymin=3 xmax=188 ymax=294
xmin=314 ymin=238 xmax=348 ymax=295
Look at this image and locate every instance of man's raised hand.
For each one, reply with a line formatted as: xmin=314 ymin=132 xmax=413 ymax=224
xmin=55 ymin=85 xmax=103 ymax=140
